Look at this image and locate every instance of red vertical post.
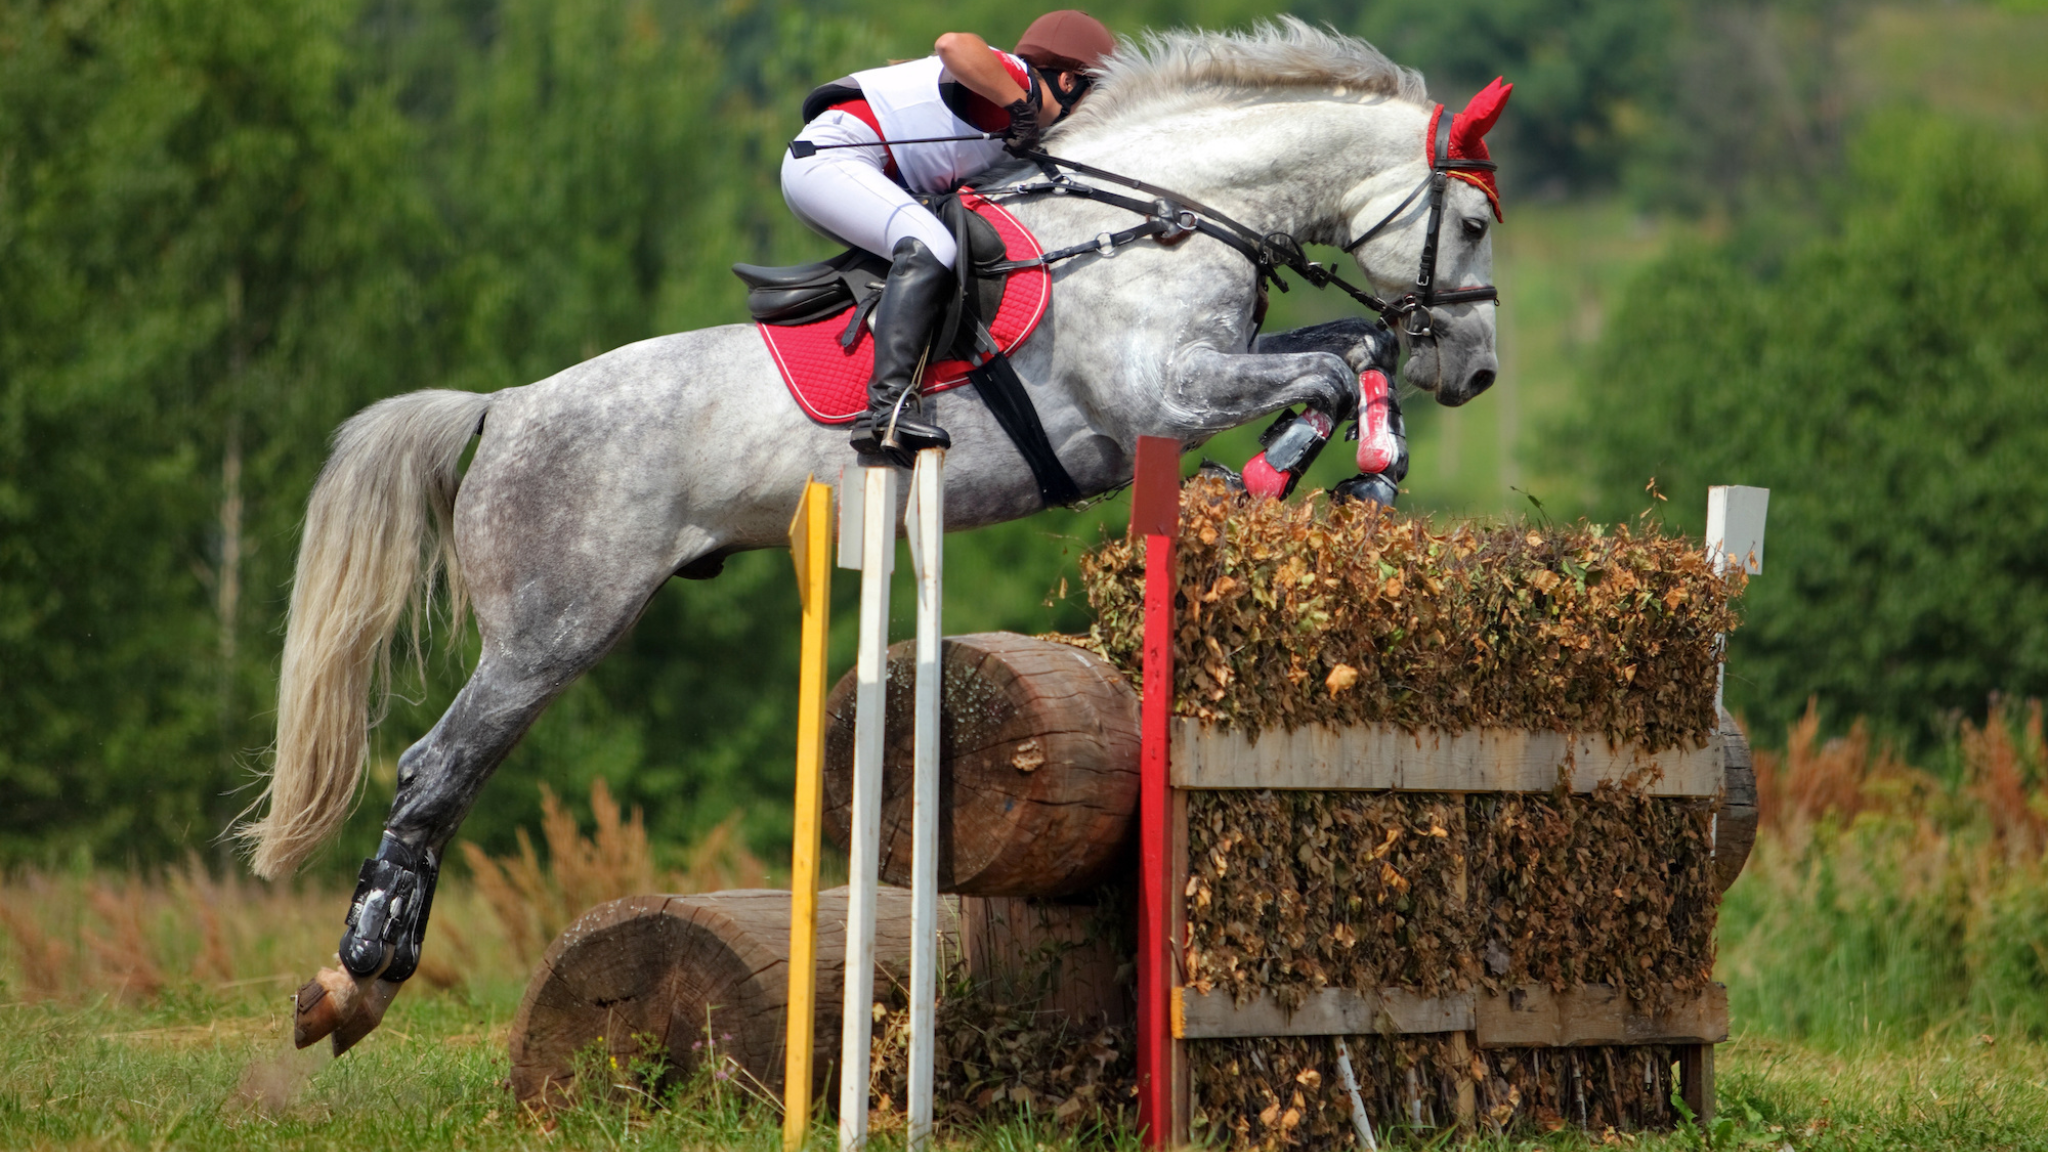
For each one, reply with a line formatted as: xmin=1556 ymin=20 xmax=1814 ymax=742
xmin=1129 ymin=435 xmax=1180 ymax=1148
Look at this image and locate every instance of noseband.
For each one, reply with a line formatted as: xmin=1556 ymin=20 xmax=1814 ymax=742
xmin=984 ymin=103 xmax=1499 ymax=342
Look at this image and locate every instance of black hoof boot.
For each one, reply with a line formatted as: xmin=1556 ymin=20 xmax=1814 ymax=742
xmin=339 ymin=834 xmax=440 ymax=983
xmin=1333 ymin=472 xmax=1400 ymax=507
xmin=1197 ymin=459 xmax=1247 ymax=493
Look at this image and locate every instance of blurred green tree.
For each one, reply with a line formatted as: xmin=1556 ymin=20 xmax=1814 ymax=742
xmin=0 ymin=0 xmax=438 ymax=864
xmin=1566 ymin=112 xmax=2048 ymax=749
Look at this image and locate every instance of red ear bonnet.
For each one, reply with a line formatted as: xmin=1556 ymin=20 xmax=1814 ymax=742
xmin=1424 ymin=77 xmax=1513 ymax=221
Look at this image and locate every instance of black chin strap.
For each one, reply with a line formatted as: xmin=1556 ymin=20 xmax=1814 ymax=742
xmin=1050 ymin=72 xmax=1091 ymax=117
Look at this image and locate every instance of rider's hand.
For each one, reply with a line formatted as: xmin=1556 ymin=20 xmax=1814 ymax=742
xmin=1003 ymin=97 xmax=1043 ymax=154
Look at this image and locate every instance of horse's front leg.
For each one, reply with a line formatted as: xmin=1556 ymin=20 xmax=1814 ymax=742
xmin=1169 ymin=321 xmax=1403 ymax=500
xmin=1165 ymin=342 xmax=1358 ymax=439
xmin=1251 ymin=316 xmax=1398 ymax=376
xmin=1255 ymin=319 xmax=1410 ymax=503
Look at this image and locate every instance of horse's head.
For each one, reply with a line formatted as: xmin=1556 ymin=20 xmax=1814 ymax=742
xmin=1387 ymin=183 xmax=1498 ymax=407
xmin=1344 ymin=80 xmax=1510 ymax=408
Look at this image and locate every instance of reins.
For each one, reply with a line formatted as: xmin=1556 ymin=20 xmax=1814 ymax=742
xmin=976 ymin=109 xmax=1499 ymax=341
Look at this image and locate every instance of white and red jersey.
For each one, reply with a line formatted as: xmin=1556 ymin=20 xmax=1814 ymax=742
xmin=802 ymin=50 xmax=1034 ymax=194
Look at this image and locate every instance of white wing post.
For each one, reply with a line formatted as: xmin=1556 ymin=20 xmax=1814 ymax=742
xmin=905 ymin=448 xmax=945 ymax=1151
xmin=838 ymin=464 xmax=897 ymax=1152
xmin=1704 ymin=485 xmax=1769 ymax=711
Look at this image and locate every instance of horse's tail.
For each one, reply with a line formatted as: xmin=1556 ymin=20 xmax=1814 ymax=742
xmin=240 ymin=389 xmax=493 ymax=879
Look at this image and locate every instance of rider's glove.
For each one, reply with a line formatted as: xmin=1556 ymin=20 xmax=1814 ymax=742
xmin=1003 ymin=97 xmax=1043 ymax=155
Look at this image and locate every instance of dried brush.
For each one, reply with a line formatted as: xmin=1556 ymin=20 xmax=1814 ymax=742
xmin=1082 ymin=480 xmax=1742 ymax=750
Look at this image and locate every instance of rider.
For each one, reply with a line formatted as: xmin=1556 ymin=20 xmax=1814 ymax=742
xmin=781 ymin=10 xmax=1116 ymax=460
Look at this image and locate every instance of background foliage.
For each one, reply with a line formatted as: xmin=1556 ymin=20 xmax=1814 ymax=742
xmin=1 ymin=0 xmax=2044 ymax=871
xmin=1567 ymin=113 xmax=2048 ymax=748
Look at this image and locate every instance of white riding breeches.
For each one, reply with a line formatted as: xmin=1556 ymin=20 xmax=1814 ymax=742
xmin=780 ymin=110 xmax=960 ymax=269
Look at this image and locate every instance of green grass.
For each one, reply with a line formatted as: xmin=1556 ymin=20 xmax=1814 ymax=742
xmin=8 ymin=982 xmax=2048 ymax=1150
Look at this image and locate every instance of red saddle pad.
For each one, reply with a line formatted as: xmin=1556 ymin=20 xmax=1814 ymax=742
xmin=758 ymin=191 xmax=1051 ymax=425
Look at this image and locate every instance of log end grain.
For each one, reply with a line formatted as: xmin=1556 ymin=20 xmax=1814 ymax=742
xmin=1713 ymin=709 xmax=1758 ymax=894
xmin=507 ymin=887 xmax=925 ymax=1110
xmin=960 ymin=892 xmax=1134 ymax=1030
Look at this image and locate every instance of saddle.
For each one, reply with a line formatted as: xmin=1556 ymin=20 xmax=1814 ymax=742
xmin=732 ymin=190 xmax=1011 ymax=361
xmin=733 ymin=191 xmax=1076 ymax=506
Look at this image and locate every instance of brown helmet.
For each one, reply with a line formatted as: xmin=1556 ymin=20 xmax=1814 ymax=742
xmin=1014 ymin=10 xmax=1116 ymax=75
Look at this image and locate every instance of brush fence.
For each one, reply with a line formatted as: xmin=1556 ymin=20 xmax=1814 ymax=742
xmin=1162 ymin=717 xmax=1735 ymax=1144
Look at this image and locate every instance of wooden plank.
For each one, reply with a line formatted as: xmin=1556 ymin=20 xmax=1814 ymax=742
xmin=783 ymin=481 xmax=833 ymax=1152
xmin=1175 ymin=987 xmax=1476 ymax=1039
xmin=1171 ymin=719 xmax=1722 ymax=797
xmin=1133 ymin=435 xmax=1180 ymax=1152
xmin=1706 ymin=485 xmax=1769 ymax=576
xmin=1172 ymin=984 xmax=1727 ymax=1044
xmin=1168 ymin=789 xmax=1190 ymax=1148
xmin=905 ymin=450 xmax=944 ymax=1152
xmin=1449 ymin=1030 xmax=1476 ymax=1133
xmin=1679 ymin=1043 xmax=1716 ymax=1124
xmin=1475 ymin=984 xmax=1729 ymax=1048
xmin=840 ymin=465 xmax=896 ymax=1152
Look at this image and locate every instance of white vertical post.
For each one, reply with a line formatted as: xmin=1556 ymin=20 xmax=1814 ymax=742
xmin=904 ymin=449 xmax=945 ymax=1150
xmin=1704 ymin=485 xmax=1769 ymax=710
xmin=839 ymin=464 xmax=896 ymax=1152
xmin=1705 ymin=485 xmax=1769 ymax=578
xmin=1704 ymin=484 xmax=1768 ymax=870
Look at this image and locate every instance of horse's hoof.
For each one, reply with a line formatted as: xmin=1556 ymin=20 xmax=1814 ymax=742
xmin=293 ymin=968 xmax=357 ymax=1049
xmin=330 ymin=978 xmax=401 ymax=1056
xmin=1196 ymin=459 xmax=1246 ymax=493
xmin=1332 ymin=472 xmax=1399 ymax=507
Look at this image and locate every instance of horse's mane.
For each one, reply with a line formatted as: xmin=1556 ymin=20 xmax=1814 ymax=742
xmin=1056 ymin=17 xmax=1429 ymax=139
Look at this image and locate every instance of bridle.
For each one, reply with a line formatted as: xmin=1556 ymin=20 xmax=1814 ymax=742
xmin=1337 ymin=109 xmax=1501 ymax=339
xmin=981 ymin=103 xmax=1500 ymax=342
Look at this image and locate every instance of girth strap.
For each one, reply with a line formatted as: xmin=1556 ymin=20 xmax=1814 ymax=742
xmin=965 ymin=351 xmax=1083 ymax=509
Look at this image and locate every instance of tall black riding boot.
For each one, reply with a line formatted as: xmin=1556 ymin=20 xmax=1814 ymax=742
xmin=848 ymin=236 xmax=953 ymax=463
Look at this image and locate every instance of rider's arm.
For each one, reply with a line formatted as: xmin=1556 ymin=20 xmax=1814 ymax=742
xmin=934 ymin=32 xmax=1044 ymax=116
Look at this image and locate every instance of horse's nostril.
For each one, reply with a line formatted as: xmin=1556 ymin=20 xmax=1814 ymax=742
xmin=1469 ymin=369 xmax=1497 ymax=396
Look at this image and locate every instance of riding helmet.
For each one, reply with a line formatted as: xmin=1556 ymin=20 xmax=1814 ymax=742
xmin=1014 ymin=10 xmax=1116 ymax=74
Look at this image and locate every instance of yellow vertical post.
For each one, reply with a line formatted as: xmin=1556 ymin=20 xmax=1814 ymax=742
xmin=784 ymin=479 xmax=833 ymax=1152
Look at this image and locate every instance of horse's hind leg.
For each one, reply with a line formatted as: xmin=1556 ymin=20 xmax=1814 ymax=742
xmin=297 ymin=569 xmax=669 ymax=1053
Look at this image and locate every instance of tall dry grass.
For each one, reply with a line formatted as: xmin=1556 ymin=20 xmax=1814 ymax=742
xmin=460 ymin=778 xmax=772 ymax=963
xmin=1724 ymin=696 xmax=2048 ymax=1043
xmin=0 ymin=856 xmax=526 ymax=1005
xmin=0 ymin=780 xmax=774 ymax=1004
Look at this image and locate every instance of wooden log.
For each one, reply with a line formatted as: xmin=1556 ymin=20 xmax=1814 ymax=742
xmin=507 ymin=887 xmax=955 ymax=1110
xmin=959 ymin=893 xmax=1133 ymax=1029
xmin=823 ymin=632 xmax=1140 ymax=897
xmin=1713 ymin=709 xmax=1758 ymax=893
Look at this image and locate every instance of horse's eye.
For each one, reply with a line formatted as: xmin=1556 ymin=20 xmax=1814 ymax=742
xmin=1462 ymin=216 xmax=1488 ymax=241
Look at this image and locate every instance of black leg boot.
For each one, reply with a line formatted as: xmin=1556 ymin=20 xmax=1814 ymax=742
xmin=848 ymin=236 xmax=953 ymax=463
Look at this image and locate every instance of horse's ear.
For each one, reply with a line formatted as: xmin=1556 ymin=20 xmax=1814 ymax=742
xmin=1449 ymin=77 xmax=1513 ymax=157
